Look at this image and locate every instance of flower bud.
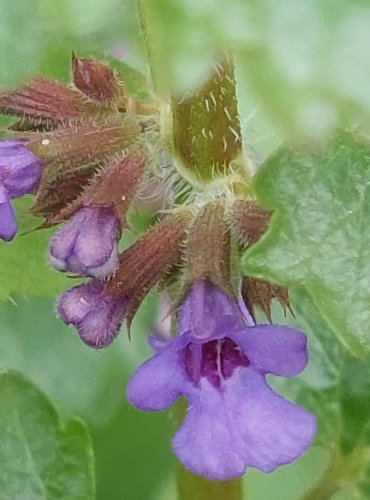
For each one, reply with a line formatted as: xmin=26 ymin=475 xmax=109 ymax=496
xmin=0 ymin=77 xmax=112 ymax=128
xmin=49 ymin=206 xmax=119 ymax=278
xmin=57 ymin=280 xmax=127 ymax=348
xmin=72 ymin=54 xmax=123 ymax=103
xmin=29 ymin=119 xmax=140 ymax=222
xmin=0 ymin=139 xmax=42 ymax=241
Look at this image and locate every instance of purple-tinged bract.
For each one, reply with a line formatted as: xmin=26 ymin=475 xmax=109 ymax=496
xmin=57 ymin=280 xmax=127 ymax=348
xmin=0 ymin=140 xmax=42 ymax=241
xmin=127 ymin=279 xmax=316 ymax=480
xmin=49 ymin=205 xmax=119 ymax=278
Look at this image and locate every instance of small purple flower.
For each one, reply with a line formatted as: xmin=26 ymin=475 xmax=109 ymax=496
xmin=0 ymin=140 xmax=42 ymax=241
xmin=57 ymin=280 xmax=127 ymax=348
xmin=49 ymin=205 xmax=120 ymax=278
xmin=127 ymin=280 xmax=316 ymax=480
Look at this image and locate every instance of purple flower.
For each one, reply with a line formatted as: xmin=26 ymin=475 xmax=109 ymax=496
xmin=127 ymin=280 xmax=316 ymax=480
xmin=0 ymin=140 xmax=42 ymax=241
xmin=49 ymin=205 xmax=120 ymax=278
xmin=57 ymin=280 xmax=127 ymax=348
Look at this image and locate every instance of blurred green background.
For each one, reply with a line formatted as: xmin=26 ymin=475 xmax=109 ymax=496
xmin=1 ymin=0 xmax=370 ymax=498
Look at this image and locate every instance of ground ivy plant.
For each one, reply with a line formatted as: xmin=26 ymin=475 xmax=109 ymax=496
xmin=0 ymin=2 xmax=370 ymax=500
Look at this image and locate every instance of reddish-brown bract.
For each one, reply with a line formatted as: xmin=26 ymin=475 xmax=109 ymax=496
xmin=49 ymin=153 xmax=146 ymax=225
xmin=242 ymin=277 xmax=292 ymax=323
xmin=72 ymin=55 xmax=123 ymax=104
xmin=0 ymin=77 xmax=112 ymax=126
xmin=107 ymin=213 xmax=190 ymax=325
xmin=231 ymin=199 xmax=271 ymax=248
xmin=184 ymin=201 xmax=233 ymax=294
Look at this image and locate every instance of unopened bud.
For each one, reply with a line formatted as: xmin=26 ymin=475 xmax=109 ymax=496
xmin=0 ymin=139 xmax=42 ymax=240
xmin=72 ymin=54 xmax=125 ymax=104
xmin=58 ymin=280 xmax=127 ymax=348
xmin=49 ymin=205 xmax=120 ymax=278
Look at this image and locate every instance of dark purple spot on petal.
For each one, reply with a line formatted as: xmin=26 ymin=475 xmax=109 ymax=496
xmin=184 ymin=338 xmax=249 ymax=388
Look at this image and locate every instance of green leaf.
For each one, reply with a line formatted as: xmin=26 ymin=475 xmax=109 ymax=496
xmin=0 ymin=197 xmax=71 ymax=301
xmin=243 ymin=130 xmax=370 ymax=353
xmin=339 ymin=353 xmax=370 ymax=454
xmin=0 ymin=370 xmax=95 ymax=499
xmin=0 ymin=0 xmax=43 ymax=89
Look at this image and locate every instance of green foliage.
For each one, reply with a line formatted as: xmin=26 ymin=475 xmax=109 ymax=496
xmin=2 ymin=0 xmax=370 ymax=141
xmin=0 ymin=198 xmax=71 ymax=301
xmin=0 ymin=0 xmax=43 ymax=89
xmin=0 ymin=370 xmax=94 ymax=499
xmin=339 ymin=353 xmax=370 ymax=454
xmin=107 ymin=57 xmax=152 ymax=100
xmin=0 ymin=292 xmax=175 ymax=500
xmin=0 ymin=0 xmax=143 ymax=88
xmin=139 ymin=0 xmax=370 ymax=141
xmin=243 ymin=130 xmax=370 ymax=353
xmin=1 ymin=1 xmax=370 ymax=498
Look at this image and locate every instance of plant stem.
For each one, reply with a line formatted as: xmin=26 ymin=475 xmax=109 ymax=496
xmin=177 ymin=466 xmax=244 ymax=500
xmin=300 ymin=448 xmax=361 ymax=500
xmin=136 ymin=0 xmax=167 ymax=93
xmin=300 ymin=470 xmax=340 ymax=500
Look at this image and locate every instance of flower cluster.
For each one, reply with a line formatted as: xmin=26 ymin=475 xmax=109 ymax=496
xmin=0 ymin=55 xmax=316 ymax=480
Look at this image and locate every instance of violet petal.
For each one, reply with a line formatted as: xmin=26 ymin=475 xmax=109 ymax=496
xmin=49 ymin=206 xmax=119 ymax=278
xmin=0 ymin=140 xmax=42 ymax=197
xmin=174 ymin=367 xmax=316 ymax=480
xmin=179 ymin=279 xmax=245 ymax=341
xmin=230 ymin=325 xmax=308 ymax=377
xmin=127 ymin=337 xmax=188 ymax=411
xmin=0 ymin=200 xmax=17 ymax=241
xmin=58 ymin=281 xmax=126 ymax=348
xmin=0 ymin=184 xmax=17 ymax=241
